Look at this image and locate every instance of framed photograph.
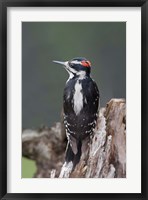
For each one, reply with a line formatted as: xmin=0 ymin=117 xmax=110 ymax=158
xmin=0 ymin=0 xmax=147 ymax=199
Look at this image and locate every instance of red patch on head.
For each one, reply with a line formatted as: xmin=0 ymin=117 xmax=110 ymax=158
xmin=81 ymin=60 xmax=91 ymax=67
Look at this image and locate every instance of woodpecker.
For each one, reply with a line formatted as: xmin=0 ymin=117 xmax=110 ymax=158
xmin=53 ymin=57 xmax=100 ymax=168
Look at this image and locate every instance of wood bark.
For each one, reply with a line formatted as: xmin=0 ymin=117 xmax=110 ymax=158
xmin=22 ymin=98 xmax=126 ymax=178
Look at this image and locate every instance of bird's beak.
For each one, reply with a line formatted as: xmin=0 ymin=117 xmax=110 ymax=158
xmin=53 ymin=60 xmax=66 ymax=66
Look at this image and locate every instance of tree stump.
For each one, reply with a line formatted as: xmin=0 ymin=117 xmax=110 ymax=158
xmin=22 ymin=98 xmax=126 ymax=178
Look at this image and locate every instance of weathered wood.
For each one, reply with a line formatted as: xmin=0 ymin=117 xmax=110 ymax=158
xmin=86 ymin=98 xmax=126 ymax=178
xmin=22 ymin=98 xmax=126 ymax=178
xmin=22 ymin=123 xmax=66 ymax=177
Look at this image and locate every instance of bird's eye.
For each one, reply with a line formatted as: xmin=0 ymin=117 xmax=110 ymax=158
xmin=81 ymin=60 xmax=91 ymax=67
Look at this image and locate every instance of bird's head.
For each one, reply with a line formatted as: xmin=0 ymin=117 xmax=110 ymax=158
xmin=53 ymin=57 xmax=91 ymax=78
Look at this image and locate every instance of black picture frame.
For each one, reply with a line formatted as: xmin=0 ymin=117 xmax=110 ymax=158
xmin=0 ymin=0 xmax=148 ymax=199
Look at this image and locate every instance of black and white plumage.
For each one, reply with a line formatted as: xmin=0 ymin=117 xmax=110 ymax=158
xmin=53 ymin=57 xmax=100 ymax=168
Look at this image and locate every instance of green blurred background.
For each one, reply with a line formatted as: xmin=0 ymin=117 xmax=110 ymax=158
xmin=22 ymin=22 xmax=126 ymax=177
xmin=22 ymin=157 xmax=36 ymax=178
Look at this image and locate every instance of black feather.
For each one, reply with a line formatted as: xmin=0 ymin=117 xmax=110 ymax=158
xmin=65 ymin=141 xmax=82 ymax=169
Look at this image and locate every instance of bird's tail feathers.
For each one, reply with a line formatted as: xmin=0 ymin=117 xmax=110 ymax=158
xmin=65 ymin=141 xmax=82 ymax=169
